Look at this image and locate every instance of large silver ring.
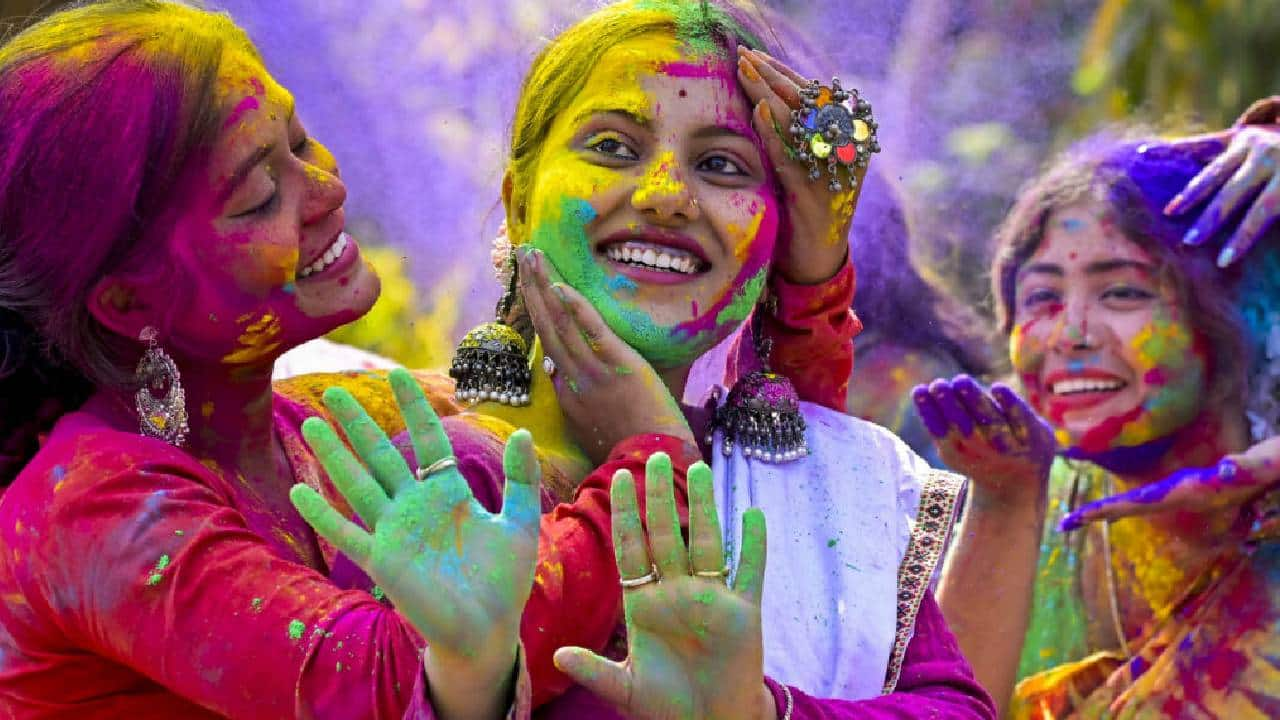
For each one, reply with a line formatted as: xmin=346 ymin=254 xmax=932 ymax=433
xmin=693 ymin=564 xmax=731 ymax=580
xmin=415 ymin=456 xmax=457 ymax=481
xmin=619 ymin=564 xmax=660 ymax=589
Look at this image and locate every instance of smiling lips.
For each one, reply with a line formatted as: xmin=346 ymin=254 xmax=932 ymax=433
xmin=298 ymin=231 xmax=351 ymax=279
xmin=1043 ymin=369 xmax=1129 ymax=414
xmin=598 ymin=229 xmax=710 ymax=284
xmin=604 ymin=241 xmax=704 ymax=275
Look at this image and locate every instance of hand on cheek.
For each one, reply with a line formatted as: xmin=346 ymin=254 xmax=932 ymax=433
xmin=518 ymin=248 xmax=694 ymax=464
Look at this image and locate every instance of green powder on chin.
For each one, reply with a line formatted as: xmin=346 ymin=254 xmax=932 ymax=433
xmin=532 ymin=196 xmax=714 ymax=368
xmin=713 ymin=266 xmax=768 ymax=329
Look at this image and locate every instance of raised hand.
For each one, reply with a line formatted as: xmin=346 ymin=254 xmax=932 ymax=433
xmin=736 ymin=46 xmax=866 ymax=285
xmin=518 ymin=247 xmax=695 ymax=465
xmin=1059 ymin=435 xmax=1280 ymax=531
xmin=1165 ymin=126 xmax=1280 ymax=267
xmin=553 ymin=454 xmax=775 ymax=720
xmin=914 ymin=375 xmax=1056 ymax=506
xmin=290 ymin=368 xmax=541 ymax=716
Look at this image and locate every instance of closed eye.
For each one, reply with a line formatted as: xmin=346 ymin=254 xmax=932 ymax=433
xmin=234 ymin=189 xmax=278 ymax=217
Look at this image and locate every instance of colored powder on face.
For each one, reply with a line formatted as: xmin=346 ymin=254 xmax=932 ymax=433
xmin=632 ymin=150 xmax=687 ymax=209
xmin=371 ymin=585 xmax=385 ymax=601
xmin=606 ymin=273 xmax=638 ymax=294
xmin=222 ymin=95 xmax=260 ymax=129
xmin=222 ymin=312 xmax=282 ymax=364
xmin=710 ymin=266 xmax=767 ymax=329
xmin=532 ymin=196 xmax=699 ymax=367
xmin=287 ymin=619 xmax=305 ymax=640
xmin=524 ymin=31 xmax=775 ymax=369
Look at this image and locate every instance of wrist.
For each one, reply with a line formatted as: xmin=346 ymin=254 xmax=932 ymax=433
xmin=969 ymin=479 xmax=1045 ymax=516
xmin=424 ymin=641 xmax=518 ymax=694
xmin=756 ymin=680 xmax=783 ymax=720
xmin=777 ymin=246 xmax=848 ymax=286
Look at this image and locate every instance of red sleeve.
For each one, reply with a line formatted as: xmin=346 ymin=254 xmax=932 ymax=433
xmin=522 ymin=433 xmax=700 ymax=708
xmin=27 ymin=452 xmax=444 ymax=719
xmin=726 ymin=258 xmax=860 ymax=413
xmin=766 ymin=593 xmax=996 ymax=719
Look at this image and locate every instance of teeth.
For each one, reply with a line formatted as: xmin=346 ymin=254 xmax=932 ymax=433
xmin=1051 ymin=378 xmax=1126 ymax=395
xmin=603 ymin=241 xmax=701 ymax=275
xmin=299 ymin=232 xmax=349 ymax=279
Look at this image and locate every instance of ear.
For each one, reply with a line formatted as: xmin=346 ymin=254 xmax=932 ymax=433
xmin=87 ymin=274 xmax=161 ymax=344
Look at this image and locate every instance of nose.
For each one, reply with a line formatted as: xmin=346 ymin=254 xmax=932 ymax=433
xmin=631 ymin=150 xmax=700 ymax=224
xmin=300 ymin=145 xmax=347 ymax=225
xmin=1051 ymin=295 xmax=1097 ymax=352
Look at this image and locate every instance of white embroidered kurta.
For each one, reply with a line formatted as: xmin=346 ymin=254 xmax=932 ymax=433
xmin=710 ymin=394 xmax=944 ymax=700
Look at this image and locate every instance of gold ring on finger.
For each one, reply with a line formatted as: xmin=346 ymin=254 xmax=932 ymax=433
xmin=415 ymin=456 xmax=457 ymax=481
xmin=619 ymin=564 xmax=661 ymax=589
xmin=692 ymin=564 xmax=731 ymax=581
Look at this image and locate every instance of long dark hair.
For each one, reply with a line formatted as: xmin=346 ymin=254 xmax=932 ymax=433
xmin=0 ymin=0 xmax=256 ymax=484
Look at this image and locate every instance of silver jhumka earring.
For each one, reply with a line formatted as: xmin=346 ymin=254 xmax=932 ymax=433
xmin=448 ymin=243 xmax=532 ymax=406
xmin=709 ymin=309 xmax=808 ymax=463
xmin=135 ymin=326 xmax=189 ymax=446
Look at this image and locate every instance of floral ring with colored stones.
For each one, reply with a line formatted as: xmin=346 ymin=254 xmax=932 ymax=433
xmin=788 ymin=77 xmax=881 ymax=192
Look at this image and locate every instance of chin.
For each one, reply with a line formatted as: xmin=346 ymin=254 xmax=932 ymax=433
xmin=295 ymin=265 xmax=381 ymax=326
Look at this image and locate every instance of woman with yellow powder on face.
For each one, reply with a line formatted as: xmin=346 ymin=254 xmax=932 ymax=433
xmin=298 ymin=1 xmax=1001 ymax=717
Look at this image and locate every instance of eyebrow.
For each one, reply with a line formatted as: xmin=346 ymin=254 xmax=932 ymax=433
xmin=221 ymin=102 xmax=297 ymax=198
xmin=572 ymin=107 xmax=651 ymax=129
xmin=1019 ymin=258 xmax=1155 ymax=279
xmin=692 ymin=122 xmax=755 ymax=141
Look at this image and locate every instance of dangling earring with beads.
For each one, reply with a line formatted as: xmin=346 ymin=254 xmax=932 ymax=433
xmin=135 ymin=326 xmax=189 ymax=446
xmin=448 ymin=236 xmax=532 ymax=406
xmin=709 ymin=306 xmax=807 ymax=463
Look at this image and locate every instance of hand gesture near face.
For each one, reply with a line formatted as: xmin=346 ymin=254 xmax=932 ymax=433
xmin=1166 ymin=126 xmax=1280 ymax=267
xmin=737 ymin=47 xmax=869 ymax=285
xmin=290 ymin=369 xmax=541 ymax=714
xmin=518 ymin=248 xmax=696 ymax=465
xmin=914 ymin=376 xmax=1057 ymax=507
xmin=553 ymin=453 xmax=774 ymax=720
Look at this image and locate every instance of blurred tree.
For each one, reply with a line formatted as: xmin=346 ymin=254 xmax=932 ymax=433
xmin=1069 ymin=0 xmax=1280 ymax=132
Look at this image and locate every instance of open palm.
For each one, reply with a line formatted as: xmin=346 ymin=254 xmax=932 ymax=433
xmin=555 ymin=455 xmax=771 ymax=720
xmin=291 ymin=368 xmax=541 ymax=665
